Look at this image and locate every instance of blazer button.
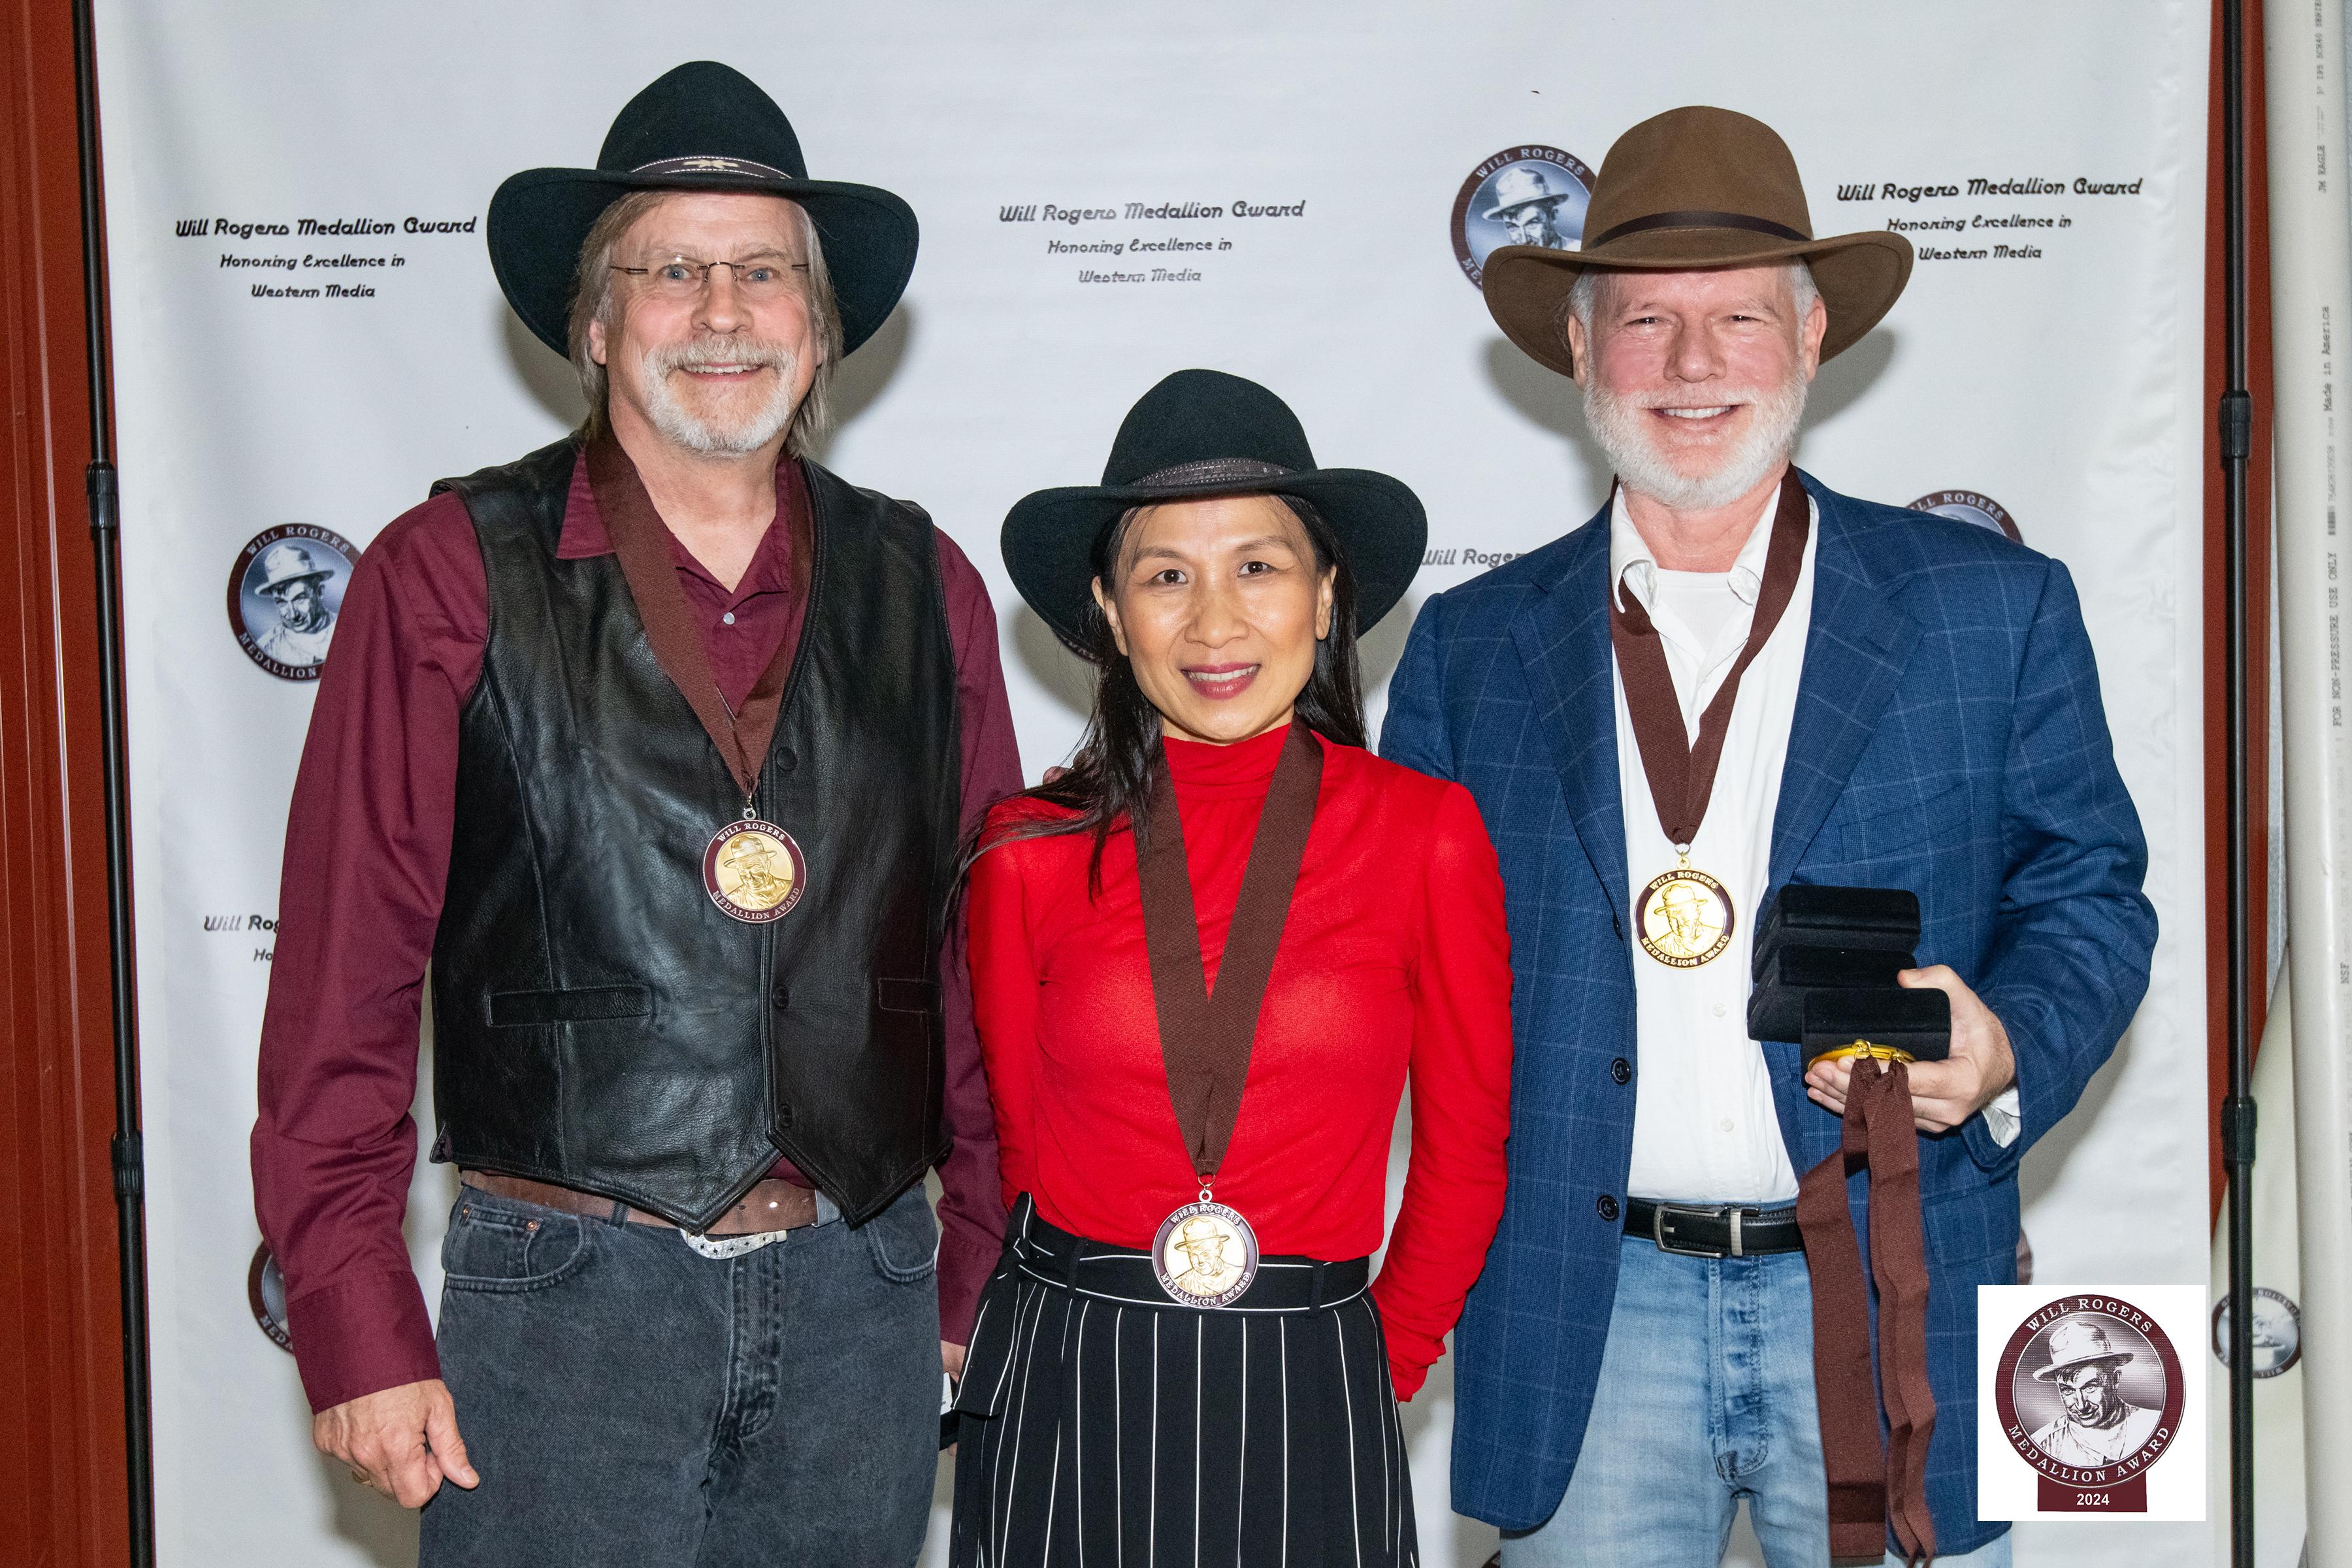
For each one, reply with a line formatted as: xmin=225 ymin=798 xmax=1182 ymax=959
xmin=770 ymin=985 xmax=790 ymax=1011
xmin=1597 ymin=1194 xmax=1620 ymax=1222
xmin=1610 ymin=1058 xmax=1632 ymax=1085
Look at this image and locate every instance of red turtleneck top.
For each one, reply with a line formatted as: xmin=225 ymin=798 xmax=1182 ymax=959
xmin=966 ymin=725 xmax=1514 ymax=1397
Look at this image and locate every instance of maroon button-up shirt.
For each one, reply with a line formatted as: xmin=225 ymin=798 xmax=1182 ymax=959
xmin=252 ymin=449 xmax=1019 ymax=1413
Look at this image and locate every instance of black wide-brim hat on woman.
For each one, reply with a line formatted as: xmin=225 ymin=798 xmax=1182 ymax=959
xmin=487 ymin=61 xmax=917 ymax=357
xmin=1004 ymin=370 xmax=1428 ymax=657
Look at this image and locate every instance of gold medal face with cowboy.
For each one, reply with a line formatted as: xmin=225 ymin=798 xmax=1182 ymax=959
xmin=701 ymin=817 xmax=807 ymax=923
xmin=1635 ymin=862 xmax=1733 ymax=967
xmin=1152 ymin=1198 xmax=1261 ymax=1308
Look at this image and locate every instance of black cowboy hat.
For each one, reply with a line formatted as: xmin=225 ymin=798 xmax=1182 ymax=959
xmin=1003 ymin=370 xmax=1427 ymax=657
xmin=487 ymin=61 xmax=916 ymax=359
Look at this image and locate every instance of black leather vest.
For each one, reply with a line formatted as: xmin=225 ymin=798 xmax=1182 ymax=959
xmin=426 ymin=439 xmax=960 ymax=1229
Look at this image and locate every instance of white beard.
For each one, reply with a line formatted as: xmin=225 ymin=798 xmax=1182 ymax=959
xmin=638 ymin=336 xmax=801 ymax=457
xmin=1583 ymin=370 xmax=1808 ymax=512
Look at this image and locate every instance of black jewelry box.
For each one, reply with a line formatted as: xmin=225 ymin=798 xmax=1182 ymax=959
xmin=1748 ymin=885 xmax=1946 ymax=1060
xmin=1750 ymin=884 xmax=1921 ymax=978
xmin=1745 ymin=943 xmax=1914 ymax=1040
xmin=1799 ymin=987 xmax=1952 ymax=1064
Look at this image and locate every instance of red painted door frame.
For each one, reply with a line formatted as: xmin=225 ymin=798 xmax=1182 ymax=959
xmin=1 ymin=1 xmax=139 ymax=1563
xmin=2203 ymin=0 xmax=2274 ymax=1220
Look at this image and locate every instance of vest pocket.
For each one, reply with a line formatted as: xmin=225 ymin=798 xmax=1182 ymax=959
xmin=874 ymin=977 xmax=940 ymax=1015
xmin=487 ymin=985 xmax=652 ymax=1028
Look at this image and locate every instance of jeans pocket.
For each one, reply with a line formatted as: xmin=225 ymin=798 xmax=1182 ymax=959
xmin=441 ymin=1196 xmax=595 ymax=1294
xmin=861 ymin=1190 xmax=939 ymax=1284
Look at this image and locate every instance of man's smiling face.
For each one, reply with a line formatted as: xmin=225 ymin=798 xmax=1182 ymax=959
xmin=590 ymin=191 xmax=822 ymax=459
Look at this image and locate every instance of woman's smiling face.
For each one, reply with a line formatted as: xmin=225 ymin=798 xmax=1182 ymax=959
xmin=1092 ymin=493 xmax=1335 ymax=746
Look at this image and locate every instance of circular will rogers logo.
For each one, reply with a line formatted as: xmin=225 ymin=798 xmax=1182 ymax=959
xmin=1634 ymin=866 xmax=1734 ymax=968
xmin=1451 ymin=145 xmax=1594 ymax=287
xmin=1995 ymin=1295 xmax=2183 ymax=1511
xmin=248 ymin=1243 xmax=293 ymax=1353
xmin=701 ymin=818 xmax=808 ymax=924
xmin=1908 ymin=490 xmax=2022 ymax=544
xmin=1152 ymin=1201 xmax=1260 ymax=1309
xmin=2212 ymin=1286 xmax=2302 ymax=1377
xmin=227 ymin=525 xmax=359 ymax=681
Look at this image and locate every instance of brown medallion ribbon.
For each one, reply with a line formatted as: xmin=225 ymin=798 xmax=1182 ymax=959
xmin=585 ymin=438 xmax=809 ymax=801
xmin=1134 ymin=724 xmax=1324 ymax=1182
xmin=1795 ymin=1057 xmax=1939 ymax=1563
xmin=1607 ymin=476 xmax=1810 ymax=849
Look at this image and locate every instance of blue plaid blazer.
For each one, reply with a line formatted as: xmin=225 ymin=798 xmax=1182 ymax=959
xmin=1378 ymin=470 xmax=2155 ymax=1550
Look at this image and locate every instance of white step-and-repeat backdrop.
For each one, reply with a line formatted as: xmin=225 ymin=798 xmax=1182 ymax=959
xmin=95 ymin=3 xmax=2210 ymax=1563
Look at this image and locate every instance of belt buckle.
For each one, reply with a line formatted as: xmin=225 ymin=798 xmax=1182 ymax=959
xmin=1651 ymin=1202 xmax=1729 ymax=1258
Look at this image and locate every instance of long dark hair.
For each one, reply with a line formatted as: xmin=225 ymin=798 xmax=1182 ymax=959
xmin=973 ymin=493 xmax=1364 ymax=892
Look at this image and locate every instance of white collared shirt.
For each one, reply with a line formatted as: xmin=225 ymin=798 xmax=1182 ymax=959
xmin=1612 ymin=480 xmax=1816 ymax=1204
xmin=1611 ymin=479 xmax=2019 ymax=1205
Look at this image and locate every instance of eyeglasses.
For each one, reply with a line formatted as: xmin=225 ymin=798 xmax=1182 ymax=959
xmin=609 ymin=254 xmax=809 ymax=302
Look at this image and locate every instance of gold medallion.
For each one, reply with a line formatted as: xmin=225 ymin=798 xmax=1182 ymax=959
xmin=1152 ymin=1197 xmax=1260 ymax=1308
xmin=1806 ymin=1039 xmax=1918 ymax=1068
xmin=702 ymin=818 xmax=807 ymax=924
xmin=1635 ymin=863 xmax=1734 ymax=968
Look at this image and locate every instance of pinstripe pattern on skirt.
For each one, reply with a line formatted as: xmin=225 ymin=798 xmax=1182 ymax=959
xmin=951 ymin=1220 xmax=1416 ymax=1567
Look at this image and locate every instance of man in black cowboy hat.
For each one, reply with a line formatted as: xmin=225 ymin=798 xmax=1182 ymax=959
xmin=1382 ymin=106 xmax=2153 ymax=1564
xmin=251 ymin=61 xmax=1021 ymax=1565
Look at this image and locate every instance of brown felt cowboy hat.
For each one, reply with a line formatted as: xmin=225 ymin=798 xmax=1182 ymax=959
xmin=1482 ymin=106 xmax=1914 ymax=378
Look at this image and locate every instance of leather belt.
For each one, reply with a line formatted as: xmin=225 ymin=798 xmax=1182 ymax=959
xmin=1625 ymin=1198 xmax=1804 ymax=1258
xmin=460 ymin=1171 xmax=819 ymax=1236
xmin=1010 ymin=1200 xmax=1369 ymax=1314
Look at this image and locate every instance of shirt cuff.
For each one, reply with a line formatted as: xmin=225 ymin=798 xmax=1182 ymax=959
xmin=936 ymin=1224 xmax=1000 ymax=1346
xmin=1981 ymin=1086 xmax=2023 ymax=1147
xmin=285 ymin=1269 xmax=440 ymax=1413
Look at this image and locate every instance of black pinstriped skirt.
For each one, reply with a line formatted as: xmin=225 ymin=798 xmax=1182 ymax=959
xmin=950 ymin=1201 xmax=1415 ymax=1568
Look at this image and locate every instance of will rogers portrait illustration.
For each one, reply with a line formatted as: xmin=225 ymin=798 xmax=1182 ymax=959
xmin=1451 ymin=145 xmax=1594 ymax=286
xmin=1485 ymin=163 xmax=1580 ymax=250
xmin=249 ymin=544 xmax=338 ymax=666
xmin=2023 ymin=1317 xmax=2164 ymax=1469
xmin=227 ymin=525 xmax=360 ymax=679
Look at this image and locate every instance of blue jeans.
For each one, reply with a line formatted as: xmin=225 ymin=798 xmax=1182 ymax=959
xmin=418 ymin=1182 xmax=942 ymax=1568
xmin=1501 ymin=1232 xmax=2010 ymax=1568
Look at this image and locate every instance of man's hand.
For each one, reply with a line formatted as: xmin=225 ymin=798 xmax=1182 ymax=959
xmin=312 ymin=1378 xmax=478 ymax=1507
xmin=1803 ymin=964 xmax=2016 ymax=1134
xmin=943 ymin=1341 xmax=967 ymax=1381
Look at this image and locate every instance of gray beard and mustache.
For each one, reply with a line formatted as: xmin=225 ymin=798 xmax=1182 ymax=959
xmin=1582 ymin=370 xmax=1808 ymax=511
xmin=638 ymin=335 xmax=802 ymax=456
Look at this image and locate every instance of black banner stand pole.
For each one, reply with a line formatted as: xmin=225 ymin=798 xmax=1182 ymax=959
xmin=67 ymin=1 xmax=158 ymax=1563
xmin=2217 ymin=2 xmax=2258 ymax=1565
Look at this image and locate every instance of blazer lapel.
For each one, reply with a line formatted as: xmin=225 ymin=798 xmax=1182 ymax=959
xmin=1509 ymin=506 xmax=1629 ymax=930
xmin=1768 ymin=472 xmax=1921 ymax=887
